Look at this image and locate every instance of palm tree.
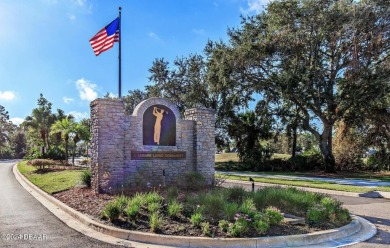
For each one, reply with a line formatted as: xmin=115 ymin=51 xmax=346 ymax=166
xmin=23 ymin=94 xmax=54 ymax=151
xmin=50 ymin=117 xmax=76 ymax=161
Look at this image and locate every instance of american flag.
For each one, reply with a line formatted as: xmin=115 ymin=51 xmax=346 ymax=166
xmin=90 ymin=17 xmax=120 ymax=56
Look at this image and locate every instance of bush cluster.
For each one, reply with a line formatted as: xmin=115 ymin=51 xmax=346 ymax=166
xmin=80 ymin=170 xmax=91 ymax=187
xmin=25 ymin=147 xmax=66 ymax=160
xmin=178 ymin=171 xmax=206 ymax=191
xmin=306 ymin=197 xmax=351 ymax=226
xmin=27 ymin=159 xmax=57 ymax=170
xmin=365 ymin=152 xmax=390 ymax=171
xmin=216 ymin=154 xmax=324 ymax=172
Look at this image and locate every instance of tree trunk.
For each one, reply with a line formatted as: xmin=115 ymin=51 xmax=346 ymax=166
xmin=291 ymin=125 xmax=297 ymax=158
xmin=319 ymin=125 xmax=336 ymax=173
xmin=65 ymin=139 xmax=69 ymax=162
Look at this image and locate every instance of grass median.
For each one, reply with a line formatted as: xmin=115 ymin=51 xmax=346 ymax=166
xmin=17 ymin=160 xmax=87 ymax=194
xmin=220 ymin=174 xmax=390 ymax=193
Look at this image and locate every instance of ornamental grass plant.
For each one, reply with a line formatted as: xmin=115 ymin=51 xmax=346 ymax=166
xmin=100 ymin=186 xmax=351 ymax=237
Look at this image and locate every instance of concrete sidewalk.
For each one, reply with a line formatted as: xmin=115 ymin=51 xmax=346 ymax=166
xmin=217 ymin=171 xmax=390 ymax=187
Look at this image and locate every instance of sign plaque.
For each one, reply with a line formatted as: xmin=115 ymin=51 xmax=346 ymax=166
xmin=131 ymin=151 xmax=186 ymax=160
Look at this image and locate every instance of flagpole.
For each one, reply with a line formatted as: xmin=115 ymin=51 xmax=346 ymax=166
xmin=118 ymin=6 xmax=122 ymax=99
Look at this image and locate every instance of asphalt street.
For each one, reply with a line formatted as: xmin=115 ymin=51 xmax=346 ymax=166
xmin=0 ymin=160 xmax=119 ymax=248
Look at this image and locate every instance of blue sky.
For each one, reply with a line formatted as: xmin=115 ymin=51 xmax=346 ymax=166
xmin=0 ymin=0 xmax=270 ymax=125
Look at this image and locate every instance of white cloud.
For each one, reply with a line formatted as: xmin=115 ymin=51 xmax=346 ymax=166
xmin=68 ymin=111 xmax=89 ymax=121
xmin=193 ymin=29 xmax=206 ymax=36
xmin=148 ymin=32 xmax=161 ymax=41
xmin=240 ymin=0 xmax=272 ymax=14
xmin=75 ymin=78 xmax=98 ymax=101
xmin=10 ymin=117 xmax=24 ymax=125
xmin=73 ymin=0 xmax=87 ymax=7
xmin=0 ymin=91 xmax=16 ymax=101
xmin=68 ymin=14 xmax=76 ymax=21
xmin=63 ymin=96 xmax=74 ymax=104
xmin=108 ymin=92 xmax=117 ymax=98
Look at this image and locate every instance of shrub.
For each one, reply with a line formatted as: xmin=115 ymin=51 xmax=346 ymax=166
xmin=201 ymin=222 xmax=211 ymax=236
xmin=46 ymin=147 xmax=66 ymax=160
xmin=240 ymin=198 xmax=256 ymax=215
xmin=80 ymin=170 xmax=91 ymax=187
xmin=190 ymin=213 xmax=204 ymax=227
xmin=306 ymin=204 xmax=328 ymax=225
xmin=252 ymin=187 xmax=323 ymax=216
xmin=125 ymin=193 xmax=145 ymax=219
xmin=166 ymin=187 xmax=179 ymax=202
xmin=178 ymin=171 xmax=205 ymax=191
xmin=131 ymin=192 xmax=147 ymax=207
xmin=254 ymin=219 xmax=269 ymax=233
xmin=149 ymin=212 xmax=163 ymax=232
xmin=145 ymin=191 xmax=163 ymax=205
xmin=334 ymin=208 xmax=351 ymax=225
xmin=218 ymin=220 xmax=229 ymax=232
xmin=223 ymin=202 xmax=239 ymax=221
xmin=125 ymin=203 xmax=141 ymax=219
xmin=101 ymin=200 xmax=121 ymax=221
xmin=167 ymin=200 xmax=183 ymax=218
xmin=0 ymin=147 xmax=14 ymax=159
xmin=289 ymin=154 xmax=323 ymax=171
xmin=201 ymin=193 xmax=225 ymax=220
xmin=24 ymin=147 xmax=43 ymax=160
xmin=238 ymin=142 xmax=273 ymax=171
xmin=265 ymin=207 xmax=283 ymax=225
xmin=365 ymin=152 xmax=390 ymax=171
xmin=148 ymin=202 xmax=162 ymax=214
xmin=183 ymin=194 xmax=200 ymax=216
xmin=29 ymin=159 xmax=55 ymax=170
xmin=252 ymin=212 xmax=271 ymax=233
xmin=320 ymin=197 xmax=339 ymax=214
xmin=228 ymin=214 xmax=251 ymax=237
xmin=224 ymin=186 xmax=247 ymax=204
xmin=115 ymin=195 xmax=130 ymax=210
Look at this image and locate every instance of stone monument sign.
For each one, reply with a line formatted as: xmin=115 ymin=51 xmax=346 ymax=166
xmin=90 ymin=97 xmax=215 ymax=194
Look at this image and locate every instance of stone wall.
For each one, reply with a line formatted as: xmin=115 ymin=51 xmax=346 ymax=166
xmin=184 ymin=108 xmax=216 ymax=184
xmin=90 ymin=97 xmax=215 ymax=194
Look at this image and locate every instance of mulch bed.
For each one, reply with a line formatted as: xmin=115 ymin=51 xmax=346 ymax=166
xmin=53 ymin=187 xmax=325 ymax=238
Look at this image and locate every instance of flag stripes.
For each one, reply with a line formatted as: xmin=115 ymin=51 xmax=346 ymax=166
xmin=89 ymin=18 xmax=120 ymax=56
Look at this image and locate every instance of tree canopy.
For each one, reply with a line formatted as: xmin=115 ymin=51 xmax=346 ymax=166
xmin=205 ymin=0 xmax=390 ymax=171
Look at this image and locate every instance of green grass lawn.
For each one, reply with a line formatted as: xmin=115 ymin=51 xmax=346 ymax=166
xmin=215 ymin=152 xmax=290 ymax=162
xmin=18 ymin=161 xmax=87 ymax=194
xmin=215 ymin=152 xmax=390 ymax=183
xmin=215 ymin=152 xmax=239 ymax=162
xmin=219 ymin=174 xmax=390 ymax=193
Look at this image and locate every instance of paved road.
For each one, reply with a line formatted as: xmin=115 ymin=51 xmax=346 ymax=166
xmin=334 ymin=195 xmax=390 ymax=248
xmin=224 ymin=180 xmax=390 ymax=247
xmin=0 ymin=161 xmax=119 ymax=248
xmin=218 ymin=171 xmax=390 ymax=187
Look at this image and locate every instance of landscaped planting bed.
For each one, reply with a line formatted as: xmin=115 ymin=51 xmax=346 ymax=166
xmin=54 ymin=182 xmax=351 ymax=238
xmin=19 ymin=161 xmax=351 ymax=238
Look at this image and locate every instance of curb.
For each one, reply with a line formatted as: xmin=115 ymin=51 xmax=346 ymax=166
xmin=223 ymin=179 xmax=390 ymax=199
xmin=14 ymin=163 xmax=377 ymax=247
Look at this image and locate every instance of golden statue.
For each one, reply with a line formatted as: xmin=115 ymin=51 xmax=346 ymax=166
xmin=153 ymin=107 xmax=167 ymax=145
